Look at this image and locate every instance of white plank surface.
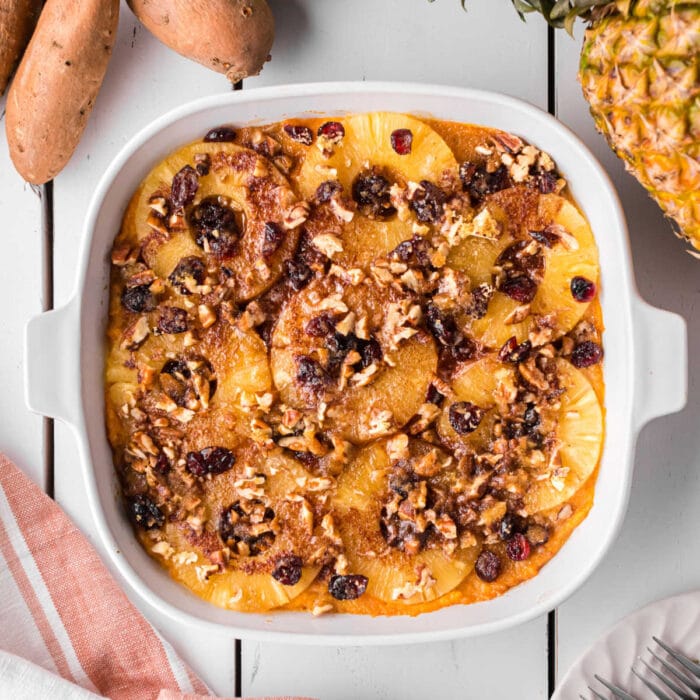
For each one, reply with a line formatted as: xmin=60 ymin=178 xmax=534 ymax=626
xmin=0 ymin=96 xmax=45 ymax=488
xmin=242 ymin=621 xmax=547 ymax=699
xmin=244 ymin=2 xmax=552 ymax=699
xmin=50 ymin=3 xmax=238 ymax=694
xmin=554 ymin=29 xmax=700 ymax=684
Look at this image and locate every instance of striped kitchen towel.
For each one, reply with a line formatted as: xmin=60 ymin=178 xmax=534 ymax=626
xmin=0 ymin=454 xmax=310 ymax=700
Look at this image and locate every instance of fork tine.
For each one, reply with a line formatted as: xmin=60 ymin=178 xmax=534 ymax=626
xmin=587 ymin=686 xmax=610 ymax=700
xmin=631 ymin=667 xmax=674 ymax=700
xmin=653 ymin=637 xmax=700 ymax=679
xmin=594 ymin=674 xmax=639 ymax=700
xmin=640 ymin=657 xmax=698 ymax=700
xmin=647 ymin=648 xmax=700 ymax=694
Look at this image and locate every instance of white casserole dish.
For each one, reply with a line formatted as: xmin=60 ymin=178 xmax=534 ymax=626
xmin=24 ymin=82 xmax=687 ymax=645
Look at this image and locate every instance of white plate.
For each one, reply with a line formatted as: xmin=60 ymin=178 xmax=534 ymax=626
xmin=555 ymin=590 xmax=700 ymax=699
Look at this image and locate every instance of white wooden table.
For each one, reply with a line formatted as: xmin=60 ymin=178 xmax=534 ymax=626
xmin=1 ymin=2 xmax=697 ymax=697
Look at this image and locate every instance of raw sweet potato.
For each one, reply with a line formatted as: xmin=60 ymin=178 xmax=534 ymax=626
xmin=0 ymin=0 xmax=43 ymax=95
xmin=127 ymin=0 xmax=274 ymax=83
xmin=5 ymin=0 xmax=119 ymax=184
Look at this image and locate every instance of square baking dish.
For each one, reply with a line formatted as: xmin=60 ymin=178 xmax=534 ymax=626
xmin=25 ymin=82 xmax=687 ymax=644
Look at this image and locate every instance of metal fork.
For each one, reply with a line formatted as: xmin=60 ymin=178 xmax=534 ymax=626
xmin=580 ymin=637 xmax=700 ymax=700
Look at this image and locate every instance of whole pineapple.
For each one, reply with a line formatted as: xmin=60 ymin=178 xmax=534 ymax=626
xmin=511 ymin=1 xmax=700 ymax=251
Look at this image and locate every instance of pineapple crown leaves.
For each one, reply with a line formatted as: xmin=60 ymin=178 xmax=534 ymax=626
xmin=512 ymin=0 xmax=633 ymax=33
xmin=440 ymin=0 xmax=633 ymax=35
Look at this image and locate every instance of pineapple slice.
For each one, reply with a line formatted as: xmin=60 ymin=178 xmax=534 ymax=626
xmin=122 ymin=141 xmax=300 ymax=302
xmin=270 ymin=276 xmax=438 ymax=443
xmin=199 ymin=320 xmax=272 ymax=409
xmin=298 ymin=112 xmax=459 ymax=267
xmin=437 ymin=357 xmax=513 ymax=453
xmin=437 ymin=357 xmax=603 ymax=514
xmin=334 ymin=439 xmax=480 ymax=604
xmin=449 ymin=192 xmax=599 ymax=348
xmin=525 ymin=359 xmax=604 ymax=513
xmin=153 ymin=446 xmax=322 ymax=612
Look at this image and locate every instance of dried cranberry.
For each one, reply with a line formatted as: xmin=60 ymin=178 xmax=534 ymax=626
xmin=533 ymin=169 xmax=559 ymax=194
xmin=262 ymin=222 xmax=285 ymax=259
xmin=305 ymin=313 xmax=336 ymax=338
xmin=504 ymin=420 xmax=524 ymax=440
xmin=171 ymin=165 xmax=199 ymax=209
xmin=500 ymin=275 xmax=538 ymax=303
xmin=358 ymin=337 xmax=382 ymax=368
xmin=390 ymin=235 xmax=433 ymax=270
xmin=326 ymin=332 xmax=357 ymax=374
xmin=317 ymin=121 xmax=344 ymax=143
xmin=157 ymin=306 xmax=188 ymax=334
xmin=460 ymin=162 xmax=511 ymax=202
xmin=121 ymin=284 xmax=156 ymax=313
xmin=128 ymin=495 xmax=164 ymax=530
xmin=204 ymin=126 xmax=236 ymax=143
xmin=188 ymin=197 xmax=239 ymax=258
xmin=498 ymin=242 xmax=545 ymax=282
xmin=498 ymin=513 xmax=527 ymax=541
xmin=468 ymin=283 xmax=494 ymax=319
xmin=506 ymin=533 xmax=531 ymax=561
xmin=296 ymin=356 xmax=328 ymax=392
xmin=451 ymin=337 xmax=477 ymax=362
xmin=168 ymin=256 xmax=206 ymax=294
xmin=571 ymin=340 xmax=603 ymax=368
xmin=529 ymin=228 xmax=560 ymax=248
xmin=390 ymin=128 xmax=413 ymax=155
xmin=161 ymin=358 xmax=190 ymax=380
xmin=352 ymin=172 xmax=395 ymax=219
xmin=425 ymin=303 xmax=457 ymax=346
xmin=328 ymin=574 xmax=368 ymax=600
xmin=449 ymin=402 xmax=483 ymax=435
xmin=426 ymin=384 xmax=445 ymax=406
xmin=570 ymin=276 xmax=596 ymax=303
xmin=315 ymin=180 xmax=342 ymax=204
xmin=498 ymin=337 xmax=531 ymax=363
xmin=283 ymin=124 xmax=313 ymax=145
xmin=475 ymin=550 xmax=501 ymax=582
xmin=523 ymin=403 xmax=540 ymax=433
xmin=285 ymin=258 xmax=313 ymax=291
xmin=272 ymin=555 xmax=303 ymax=586
xmin=154 ymin=453 xmax=171 ymax=475
xmin=186 ymin=447 xmax=235 ymax=476
xmin=409 ymin=181 xmax=447 ymax=223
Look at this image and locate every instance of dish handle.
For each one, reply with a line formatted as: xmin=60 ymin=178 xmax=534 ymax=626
xmin=24 ymin=300 xmax=81 ymax=425
xmin=632 ymin=298 xmax=687 ymax=429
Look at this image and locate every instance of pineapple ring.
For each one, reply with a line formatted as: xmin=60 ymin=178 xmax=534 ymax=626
xmin=270 ymin=275 xmax=438 ymax=443
xmin=199 ymin=318 xmax=272 ymax=410
xmin=150 ymin=445 xmax=323 ymax=612
xmin=437 ymin=357 xmax=603 ymax=513
xmin=524 ymin=359 xmax=604 ymax=513
xmin=122 ymin=141 xmax=300 ymax=303
xmin=436 ymin=357 xmax=514 ymax=454
xmin=333 ymin=438 xmax=480 ymax=605
xmin=298 ymin=112 xmax=459 ymax=267
xmin=448 ymin=192 xmax=600 ymax=348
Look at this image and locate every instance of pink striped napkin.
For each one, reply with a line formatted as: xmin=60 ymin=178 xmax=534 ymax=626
xmin=0 ymin=454 xmax=312 ymax=700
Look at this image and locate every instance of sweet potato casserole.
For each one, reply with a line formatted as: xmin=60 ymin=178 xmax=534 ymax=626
xmin=105 ymin=112 xmax=604 ymax=616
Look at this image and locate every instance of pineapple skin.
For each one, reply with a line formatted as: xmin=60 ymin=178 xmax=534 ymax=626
xmin=578 ymin=0 xmax=700 ymax=249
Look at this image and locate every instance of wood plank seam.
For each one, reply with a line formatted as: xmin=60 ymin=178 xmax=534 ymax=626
xmin=547 ymin=23 xmax=558 ymax=699
xmin=41 ymin=182 xmax=55 ymax=499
